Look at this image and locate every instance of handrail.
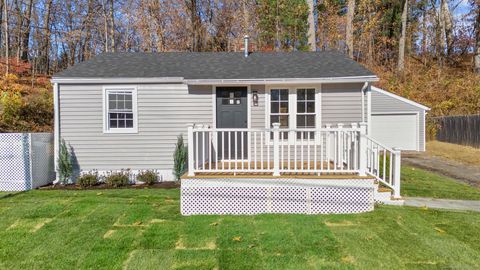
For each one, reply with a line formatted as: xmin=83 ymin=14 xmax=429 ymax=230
xmin=364 ymin=135 xmax=401 ymax=198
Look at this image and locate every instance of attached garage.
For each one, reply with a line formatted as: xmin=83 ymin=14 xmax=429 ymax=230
xmin=371 ymin=113 xmax=418 ymax=151
xmin=370 ymin=87 xmax=430 ymax=151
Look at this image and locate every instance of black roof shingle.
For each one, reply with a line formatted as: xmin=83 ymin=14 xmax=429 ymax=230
xmin=53 ymin=51 xmax=376 ymax=79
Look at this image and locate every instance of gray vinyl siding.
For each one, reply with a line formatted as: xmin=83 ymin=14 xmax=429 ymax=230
xmin=251 ymin=85 xmax=266 ymax=129
xmin=321 ymin=83 xmax=366 ymax=126
xmin=371 ymin=89 xmax=426 ymax=151
xmin=59 ymin=84 xmax=213 ymax=175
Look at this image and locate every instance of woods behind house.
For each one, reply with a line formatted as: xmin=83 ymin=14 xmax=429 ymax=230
xmin=0 ymin=0 xmax=479 ymax=132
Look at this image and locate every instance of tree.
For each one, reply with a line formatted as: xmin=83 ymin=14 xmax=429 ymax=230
xmin=346 ymin=0 xmax=355 ymax=58
xmin=20 ymin=0 xmax=33 ymax=61
xmin=3 ymin=0 xmax=8 ymax=75
xmin=474 ymin=0 xmax=480 ymax=73
xmin=398 ymin=0 xmax=409 ymax=72
xmin=441 ymin=0 xmax=453 ymax=57
xmin=307 ymin=0 xmax=316 ymax=51
xmin=257 ymin=0 xmax=310 ymax=51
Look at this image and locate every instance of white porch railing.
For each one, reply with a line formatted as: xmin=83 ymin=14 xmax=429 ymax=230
xmin=187 ymin=122 xmax=401 ymax=198
xmin=365 ymin=137 xmax=402 ymax=198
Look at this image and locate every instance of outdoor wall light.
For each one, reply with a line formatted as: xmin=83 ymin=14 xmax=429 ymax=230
xmin=252 ymin=91 xmax=258 ymax=106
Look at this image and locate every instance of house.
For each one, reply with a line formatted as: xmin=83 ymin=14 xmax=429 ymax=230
xmin=51 ymin=41 xmax=429 ymax=215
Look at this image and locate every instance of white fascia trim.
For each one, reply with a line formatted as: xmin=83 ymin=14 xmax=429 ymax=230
xmin=371 ymin=86 xmax=430 ymax=111
xmin=51 ymin=77 xmax=184 ymax=84
xmin=185 ymin=76 xmax=379 ymax=85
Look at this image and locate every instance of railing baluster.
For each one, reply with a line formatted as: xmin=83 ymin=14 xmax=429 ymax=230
xmin=195 ymin=130 xmax=199 ymax=171
xmin=234 ymin=131 xmax=238 ymax=172
xmin=301 ymin=131 xmax=304 ymax=170
xmin=221 ymin=131 xmax=225 ymax=171
xmin=241 ymin=131 xmax=244 ymax=171
xmin=260 ymin=132 xmax=264 ymax=170
xmin=254 ymin=131 xmax=257 ymax=170
xmin=209 ymin=131 xmax=212 ymax=171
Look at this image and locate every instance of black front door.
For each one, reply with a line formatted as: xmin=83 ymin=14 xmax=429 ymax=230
xmin=216 ymin=87 xmax=248 ymax=160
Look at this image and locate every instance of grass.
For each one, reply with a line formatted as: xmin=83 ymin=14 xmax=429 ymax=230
xmin=1 ymin=189 xmax=480 ymax=269
xmin=401 ymin=165 xmax=480 ymax=200
xmin=427 ymin=141 xmax=480 ymax=166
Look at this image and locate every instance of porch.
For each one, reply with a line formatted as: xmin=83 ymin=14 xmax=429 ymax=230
xmin=181 ymin=123 xmax=403 ymax=215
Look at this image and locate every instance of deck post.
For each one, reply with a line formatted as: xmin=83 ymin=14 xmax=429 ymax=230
xmin=272 ymin=123 xmax=280 ymax=176
xmin=187 ymin=124 xmax=195 ymax=177
xmin=392 ymin=147 xmax=402 ymax=198
xmin=358 ymin=122 xmax=367 ymax=176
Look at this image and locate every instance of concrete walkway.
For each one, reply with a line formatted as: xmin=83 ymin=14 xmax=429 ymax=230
xmin=403 ymin=152 xmax=480 ymax=188
xmin=404 ymin=197 xmax=480 ymax=212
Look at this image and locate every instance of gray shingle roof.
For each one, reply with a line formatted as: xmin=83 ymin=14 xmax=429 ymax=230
xmin=53 ymin=51 xmax=375 ymax=79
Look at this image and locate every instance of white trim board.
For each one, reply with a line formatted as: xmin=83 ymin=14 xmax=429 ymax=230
xmin=371 ymin=86 xmax=430 ymax=111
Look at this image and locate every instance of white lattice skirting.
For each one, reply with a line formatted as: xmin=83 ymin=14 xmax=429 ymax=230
xmin=181 ymin=178 xmax=375 ymax=215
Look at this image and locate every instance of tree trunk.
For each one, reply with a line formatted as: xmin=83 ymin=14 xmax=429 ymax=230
xmin=20 ymin=0 xmax=33 ymax=61
xmin=421 ymin=4 xmax=427 ymax=60
xmin=346 ymin=0 xmax=355 ymax=58
xmin=110 ymin=0 xmax=115 ymax=52
xmin=3 ymin=0 xmax=8 ymax=75
xmin=102 ymin=0 xmax=109 ymax=52
xmin=41 ymin=0 xmax=53 ymax=73
xmin=441 ymin=0 xmax=453 ymax=57
xmin=397 ymin=0 xmax=408 ymax=72
xmin=475 ymin=1 xmax=480 ymax=73
xmin=307 ymin=0 xmax=316 ymax=51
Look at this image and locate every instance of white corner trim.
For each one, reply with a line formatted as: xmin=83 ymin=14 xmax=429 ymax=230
xmin=53 ymin=83 xmax=60 ymax=177
xmin=371 ymin=86 xmax=430 ymax=111
xmin=367 ymin=84 xmax=372 ymax=135
xmin=102 ymin=85 xmax=139 ymax=134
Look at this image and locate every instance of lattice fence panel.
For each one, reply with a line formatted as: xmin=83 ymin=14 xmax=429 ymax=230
xmin=31 ymin=133 xmax=55 ymax=188
xmin=181 ymin=178 xmax=375 ymax=215
xmin=0 ymin=133 xmax=54 ymax=191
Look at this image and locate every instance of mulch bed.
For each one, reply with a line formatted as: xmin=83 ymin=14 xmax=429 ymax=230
xmin=38 ymin=181 xmax=180 ymax=190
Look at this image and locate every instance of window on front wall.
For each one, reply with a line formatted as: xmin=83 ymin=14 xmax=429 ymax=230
xmin=270 ymin=89 xmax=289 ymax=139
xmin=105 ymin=89 xmax=137 ymax=133
xmin=296 ymin=88 xmax=315 ymax=139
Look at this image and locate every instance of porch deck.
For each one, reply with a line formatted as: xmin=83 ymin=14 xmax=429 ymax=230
xmin=182 ymin=161 xmax=373 ymax=179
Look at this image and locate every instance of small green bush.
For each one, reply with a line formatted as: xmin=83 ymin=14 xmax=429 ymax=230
xmin=77 ymin=173 xmax=98 ymax=188
xmin=105 ymin=172 xmax=130 ymax=187
xmin=57 ymin=139 xmax=73 ymax=184
xmin=137 ymin=170 xmax=158 ymax=185
xmin=173 ymin=135 xmax=188 ymax=181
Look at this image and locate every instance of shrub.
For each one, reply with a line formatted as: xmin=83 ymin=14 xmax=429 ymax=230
xmin=57 ymin=139 xmax=73 ymax=184
xmin=77 ymin=173 xmax=98 ymax=188
xmin=137 ymin=170 xmax=158 ymax=185
xmin=173 ymin=135 xmax=188 ymax=181
xmin=105 ymin=172 xmax=130 ymax=187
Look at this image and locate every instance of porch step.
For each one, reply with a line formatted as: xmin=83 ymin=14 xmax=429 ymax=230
xmin=374 ymin=185 xmax=404 ymax=206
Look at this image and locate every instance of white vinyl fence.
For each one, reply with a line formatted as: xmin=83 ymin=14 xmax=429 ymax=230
xmin=0 ymin=133 xmax=54 ymax=191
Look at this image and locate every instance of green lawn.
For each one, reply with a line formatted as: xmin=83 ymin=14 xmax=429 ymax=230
xmin=1 ymin=189 xmax=480 ymax=269
xmin=401 ymin=166 xmax=480 ymax=200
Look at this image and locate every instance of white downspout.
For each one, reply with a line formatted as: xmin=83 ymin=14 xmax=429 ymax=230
xmin=366 ymin=83 xmax=372 ymax=135
xmin=53 ymin=82 xmax=60 ymax=182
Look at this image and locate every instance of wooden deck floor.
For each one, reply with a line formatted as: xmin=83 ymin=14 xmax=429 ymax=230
xmin=183 ymin=161 xmax=373 ymax=180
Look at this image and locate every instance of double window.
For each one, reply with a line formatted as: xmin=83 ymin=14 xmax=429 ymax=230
xmin=104 ymin=87 xmax=137 ymax=133
xmin=268 ymin=88 xmax=317 ymax=140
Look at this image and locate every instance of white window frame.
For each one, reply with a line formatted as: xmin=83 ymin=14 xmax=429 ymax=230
xmin=265 ymin=85 xmax=321 ymax=144
xmin=102 ymin=86 xmax=138 ymax=134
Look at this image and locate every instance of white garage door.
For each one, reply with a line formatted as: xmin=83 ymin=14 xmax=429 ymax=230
xmin=371 ymin=114 xmax=418 ymax=151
